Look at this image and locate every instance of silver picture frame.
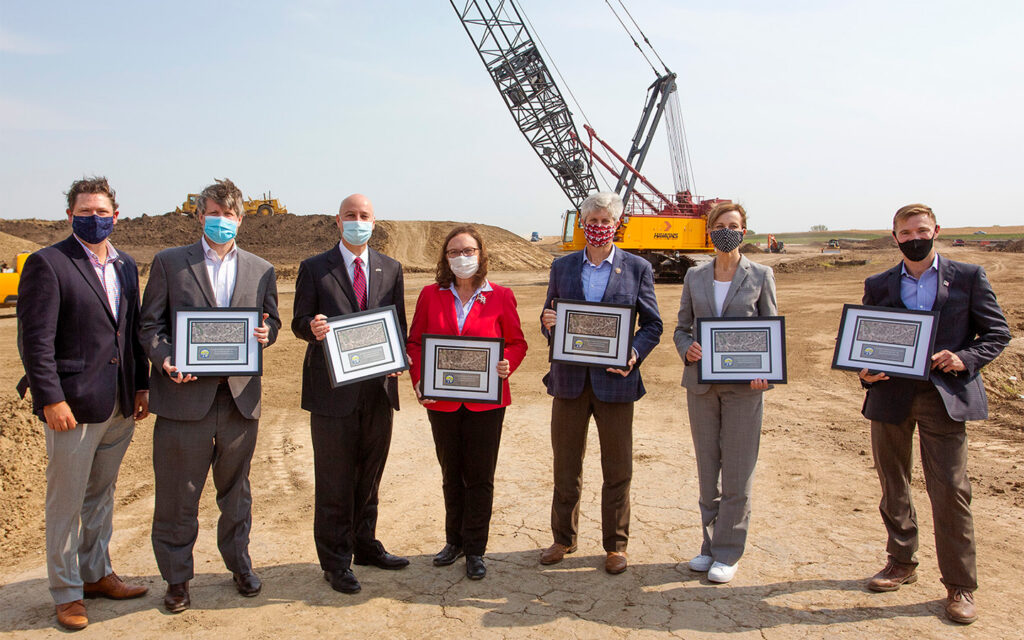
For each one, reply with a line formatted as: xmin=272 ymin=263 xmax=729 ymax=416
xmin=420 ymin=334 xmax=504 ymax=404
xmin=831 ymin=304 xmax=939 ymax=380
xmin=173 ymin=307 xmax=263 ymax=376
xmin=322 ymin=305 xmax=408 ymax=387
xmin=696 ymin=316 xmax=787 ymax=384
xmin=549 ymin=299 xmax=635 ymax=368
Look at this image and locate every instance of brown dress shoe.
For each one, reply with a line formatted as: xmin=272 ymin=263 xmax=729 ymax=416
xmin=84 ymin=572 xmax=148 ymax=599
xmin=605 ymin=551 xmax=628 ymax=575
xmin=945 ymin=587 xmax=977 ymax=624
xmin=539 ymin=543 xmax=577 ymax=565
xmin=164 ymin=581 xmax=190 ymax=613
xmin=56 ymin=600 xmax=88 ymax=631
xmin=867 ymin=558 xmax=918 ymax=592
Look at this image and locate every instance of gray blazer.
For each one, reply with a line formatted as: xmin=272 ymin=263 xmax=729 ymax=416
xmin=673 ymin=256 xmax=778 ymax=394
xmin=140 ymin=241 xmax=280 ymax=421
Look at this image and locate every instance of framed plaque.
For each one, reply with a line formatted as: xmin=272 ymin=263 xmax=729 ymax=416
xmin=831 ymin=304 xmax=939 ymax=380
xmin=420 ymin=335 xmax=504 ymax=404
xmin=173 ymin=307 xmax=262 ymax=376
xmin=549 ymin=299 xmax=635 ymax=368
xmin=322 ymin=305 xmax=408 ymax=387
xmin=696 ymin=316 xmax=787 ymax=384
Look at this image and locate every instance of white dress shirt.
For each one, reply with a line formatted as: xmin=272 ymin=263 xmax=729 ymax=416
xmin=338 ymin=241 xmax=370 ymax=290
xmin=201 ymin=236 xmax=238 ymax=307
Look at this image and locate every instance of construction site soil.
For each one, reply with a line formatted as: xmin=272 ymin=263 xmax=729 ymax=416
xmin=0 ymin=223 xmax=1022 ymax=638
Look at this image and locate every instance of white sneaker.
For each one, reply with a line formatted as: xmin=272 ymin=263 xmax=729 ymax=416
xmin=688 ymin=554 xmax=713 ymax=572
xmin=707 ymin=561 xmax=738 ymax=583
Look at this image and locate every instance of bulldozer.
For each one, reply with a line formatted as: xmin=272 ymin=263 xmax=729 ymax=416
xmin=821 ymin=239 xmax=842 ymax=254
xmin=174 ymin=192 xmax=289 ymax=217
xmin=0 ymin=252 xmax=32 ymax=307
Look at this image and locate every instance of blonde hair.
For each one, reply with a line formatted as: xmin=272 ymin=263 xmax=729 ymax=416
xmin=892 ymin=203 xmax=936 ymax=231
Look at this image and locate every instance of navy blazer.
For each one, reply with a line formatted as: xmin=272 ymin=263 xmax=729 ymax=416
xmin=541 ymin=248 xmax=662 ymax=403
xmin=291 ymin=246 xmax=407 ymax=417
xmin=861 ymin=255 xmax=1010 ymax=423
xmin=17 ymin=235 xmax=148 ymax=423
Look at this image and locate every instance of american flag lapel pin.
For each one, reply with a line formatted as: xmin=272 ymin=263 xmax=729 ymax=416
xmin=943 ymin=280 xmax=949 ymax=287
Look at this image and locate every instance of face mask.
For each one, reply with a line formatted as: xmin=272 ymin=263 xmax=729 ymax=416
xmin=342 ymin=220 xmax=374 ymax=246
xmin=709 ymin=227 xmax=744 ymax=253
xmin=203 ymin=216 xmax=237 ymax=245
xmin=896 ymin=236 xmax=934 ymax=262
xmin=449 ymin=255 xmax=479 ymax=279
xmin=72 ymin=215 xmax=115 ymax=245
xmin=583 ymin=222 xmax=616 ymax=247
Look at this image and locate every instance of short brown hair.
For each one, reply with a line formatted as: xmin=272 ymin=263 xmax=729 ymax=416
xmin=892 ymin=203 xmax=936 ymax=231
xmin=197 ymin=178 xmax=244 ymax=216
xmin=65 ymin=176 xmax=117 ymax=211
xmin=706 ymin=202 xmax=746 ymax=230
xmin=435 ymin=225 xmax=488 ymax=290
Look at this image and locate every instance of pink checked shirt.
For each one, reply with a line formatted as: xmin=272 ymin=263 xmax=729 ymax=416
xmin=75 ymin=236 xmax=121 ymax=318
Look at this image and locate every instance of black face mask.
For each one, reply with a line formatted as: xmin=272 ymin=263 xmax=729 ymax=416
xmin=896 ymin=235 xmax=934 ymax=262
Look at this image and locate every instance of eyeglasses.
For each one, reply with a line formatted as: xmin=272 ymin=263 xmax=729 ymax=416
xmin=446 ymin=247 xmax=479 ymax=259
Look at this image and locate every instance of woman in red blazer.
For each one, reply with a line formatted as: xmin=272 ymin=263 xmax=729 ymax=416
xmin=407 ymin=225 xmax=527 ymax=580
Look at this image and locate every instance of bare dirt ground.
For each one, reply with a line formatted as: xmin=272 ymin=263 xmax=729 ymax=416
xmin=1 ymin=245 xmax=1022 ymax=639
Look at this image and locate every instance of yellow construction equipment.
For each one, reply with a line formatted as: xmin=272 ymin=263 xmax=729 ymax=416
xmin=174 ymin=192 xmax=289 ymax=217
xmin=0 ymin=252 xmax=31 ymax=307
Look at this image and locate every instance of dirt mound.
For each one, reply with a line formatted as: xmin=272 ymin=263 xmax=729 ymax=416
xmin=0 ymin=394 xmax=45 ymax=555
xmin=773 ymin=255 xmax=869 ymax=274
xmin=0 ymin=231 xmax=41 ymax=264
xmin=0 ymin=215 xmax=553 ymax=273
xmin=996 ymin=238 xmax=1024 ymax=253
xmin=844 ymin=236 xmax=894 ymax=250
xmin=739 ymin=242 xmax=763 ymax=254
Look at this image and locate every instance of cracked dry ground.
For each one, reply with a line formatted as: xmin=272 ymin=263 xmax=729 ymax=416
xmin=1 ymin=247 xmax=1022 ymax=639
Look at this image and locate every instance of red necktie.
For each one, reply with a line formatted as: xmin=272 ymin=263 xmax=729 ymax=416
xmin=352 ymin=256 xmax=367 ymax=310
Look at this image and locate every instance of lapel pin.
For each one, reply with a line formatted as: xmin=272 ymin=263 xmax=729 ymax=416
xmin=943 ymin=280 xmax=949 ymax=287
xmin=615 ymin=267 xmax=622 ymax=274
xmin=375 ymin=268 xmax=382 ymax=272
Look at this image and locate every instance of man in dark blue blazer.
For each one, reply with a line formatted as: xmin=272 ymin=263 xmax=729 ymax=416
xmin=17 ymin=177 xmax=150 ymax=631
xmin=538 ymin=191 xmax=662 ymax=575
xmin=858 ymin=203 xmax=1009 ymax=625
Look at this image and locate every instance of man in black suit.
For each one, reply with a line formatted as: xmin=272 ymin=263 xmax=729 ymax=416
xmin=292 ymin=193 xmax=409 ymax=594
xmin=17 ymin=177 xmax=149 ymax=631
xmin=858 ymin=203 xmax=1010 ymax=625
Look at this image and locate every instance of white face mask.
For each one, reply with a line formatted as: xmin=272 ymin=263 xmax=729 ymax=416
xmin=449 ymin=255 xmax=479 ymax=279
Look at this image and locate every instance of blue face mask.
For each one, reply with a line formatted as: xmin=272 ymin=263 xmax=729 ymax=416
xmin=204 ymin=215 xmax=238 ymax=245
xmin=72 ymin=215 xmax=115 ymax=245
xmin=342 ymin=220 xmax=374 ymax=246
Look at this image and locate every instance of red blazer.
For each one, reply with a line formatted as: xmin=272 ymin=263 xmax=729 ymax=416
xmin=407 ymin=282 xmax=527 ymax=412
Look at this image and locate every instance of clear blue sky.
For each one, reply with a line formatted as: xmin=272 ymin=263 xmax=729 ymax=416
xmin=2 ymin=1 xmax=1021 ymax=235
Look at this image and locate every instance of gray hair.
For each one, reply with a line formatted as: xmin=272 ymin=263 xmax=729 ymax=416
xmin=580 ymin=191 xmax=624 ymax=223
xmin=197 ymin=178 xmax=244 ymax=217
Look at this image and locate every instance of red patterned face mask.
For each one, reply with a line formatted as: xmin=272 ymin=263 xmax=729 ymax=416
xmin=583 ymin=222 xmax=616 ymax=247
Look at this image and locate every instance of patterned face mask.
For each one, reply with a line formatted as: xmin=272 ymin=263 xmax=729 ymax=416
xmin=583 ymin=222 xmax=616 ymax=247
xmin=709 ymin=227 xmax=744 ymax=253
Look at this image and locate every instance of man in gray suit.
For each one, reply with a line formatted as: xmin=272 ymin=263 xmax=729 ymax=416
xmin=140 ymin=178 xmax=280 ymax=613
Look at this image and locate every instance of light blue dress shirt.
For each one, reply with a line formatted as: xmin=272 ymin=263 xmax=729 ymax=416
xmin=900 ymin=254 xmax=939 ymax=311
xmin=447 ymin=281 xmax=493 ymax=331
xmin=581 ymin=246 xmax=615 ymax=303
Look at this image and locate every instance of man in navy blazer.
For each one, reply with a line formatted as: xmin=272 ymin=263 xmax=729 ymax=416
xmin=17 ymin=177 xmax=149 ymax=631
xmin=538 ymin=191 xmax=662 ymax=574
xmin=858 ymin=203 xmax=1009 ymax=625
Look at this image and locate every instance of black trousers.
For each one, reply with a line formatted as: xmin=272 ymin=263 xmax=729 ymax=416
xmin=427 ymin=406 xmax=505 ymax=556
xmin=310 ymin=383 xmax=394 ymax=571
xmin=152 ymin=384 xmax=258 ymax=583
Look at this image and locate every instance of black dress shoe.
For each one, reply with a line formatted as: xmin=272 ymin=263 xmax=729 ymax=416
xmin=354 ymin=550 xmax=410 ymax=570
xmin=324 ymin=569 xmax=361 ymax=594
xmin=164 ymin=582 xmax=190 ymax=613
xmin=233 ymin=572 xmax=262 ymax=597
xmin=433 ymin=544 xmax=465 ymax=567
xmin=466 ymin=555 xmax=486 ymax=580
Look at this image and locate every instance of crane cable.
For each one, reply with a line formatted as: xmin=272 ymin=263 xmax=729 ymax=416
xmin=511 ymin=0 xmax=612 ymax=190
xmin=612 ymin=0 xmax=670 ymax=74
xmin=602 ymin=0 xmax=658 ymax=76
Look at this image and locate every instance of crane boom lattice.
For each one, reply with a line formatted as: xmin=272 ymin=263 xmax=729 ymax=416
xmin=450 ymin=0 xmax=598 ymax=209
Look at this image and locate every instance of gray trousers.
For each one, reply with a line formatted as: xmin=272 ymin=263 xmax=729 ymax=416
xmin=686 ymin=385 xmax=764 ymax=565
xmin=45 ymin=398 xmax=134 ymax=605
xmin=151 ymin=385 xmax=258 ymax=583
xmin=871 ymin=384 xmax=977 ymax=590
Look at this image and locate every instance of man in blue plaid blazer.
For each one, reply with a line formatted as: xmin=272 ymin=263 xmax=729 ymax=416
xmin=537 ymin=192 xmax=662 ymax=575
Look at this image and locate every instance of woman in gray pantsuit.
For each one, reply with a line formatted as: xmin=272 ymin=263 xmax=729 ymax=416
xmin=673 ymin=202 xmax=777 ymax=583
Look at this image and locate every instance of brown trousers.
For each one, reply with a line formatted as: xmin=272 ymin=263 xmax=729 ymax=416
xmin=871 ymin=383 xmax=977 ymax=590
xmin=550 ymin=378 xmax=634 ymax=553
